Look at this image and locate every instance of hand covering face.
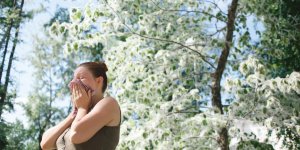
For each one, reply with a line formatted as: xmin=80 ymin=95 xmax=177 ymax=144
xmin=69 ymin=79 xmax=94 ymax=93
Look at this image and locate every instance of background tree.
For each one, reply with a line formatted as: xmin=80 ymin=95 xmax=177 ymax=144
xmin=0 ymin=0 xmax=24 ymax=118
xmin=4 ymin=120 xmax=29 ymax=150
xmin=16 ymin=7 xmax=73 ymax=150
xmin=239 ymin=0 xmax=300 ymax=77
xmin=227 ymin=57 xmax=300 ymax=149
xmin=51 ymin=0 xmax=239 ymax=149
xmin=51 ymin=0 xmax=299 ymax=149
xmin=0 ymin=0 xmax=34 ymax=148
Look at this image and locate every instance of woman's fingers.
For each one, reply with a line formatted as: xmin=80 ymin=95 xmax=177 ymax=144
xmin=71 ymin=83 xmax=91 ymax=110
xmin=75 ymin=84 xmax=79 ymax=96
xmin=87 ymin=90 xmax=91 ymax=100
xmin=72 ymin=86 xmax=75 ymax=100
xmin=72 ymin=86 xmax=77 ymax=107
xmin=77 ymin=84 xmax=85 ymax=95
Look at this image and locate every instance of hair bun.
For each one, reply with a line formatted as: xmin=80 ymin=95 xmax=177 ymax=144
xmin=97 ymin=61 xmax=108 ymax=72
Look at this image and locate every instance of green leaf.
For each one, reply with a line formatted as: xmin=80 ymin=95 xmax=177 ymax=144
xmin=202 ymin=119 xmax=207 ymax=126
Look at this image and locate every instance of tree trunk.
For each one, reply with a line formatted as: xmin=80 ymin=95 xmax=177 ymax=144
xmin=0 ymin=0 xmax=16 ymax=84
xmin=0 ymin=0 xmax=24 ymax=118
xmin=38 ymin=67 xmax=54 ymax=150
xmin=0 ymin=22 xmax=13 ymax=85
xmin=38 ymin=130 xmax=43 ymax=150
xmin=211 ymin=0 xmax=239 ymax=150
xmin=0 ymin=30 xmax=8 ymax=51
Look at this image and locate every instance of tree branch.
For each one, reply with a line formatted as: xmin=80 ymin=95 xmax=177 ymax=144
xmin=133 ymin=32 xmax=216 ymax=69
xmin=104 ymin=1 xmax=216 ymax=69
xmin=193 ymin=72 xmax=213 ymax=76
xmin=167 ymin=110 xmax=202 ymax=116
xmin=204 ymin=0 xmax=227 ymax=16
xmin=150 ymin=0 xmax=226 ymax=22
xmin=207 ymin=26 xmax=226 ymax=37
xmin=184 ymin=135 xmax=218 ymax=142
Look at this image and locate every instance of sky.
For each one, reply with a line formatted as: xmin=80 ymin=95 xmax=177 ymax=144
xmin=2 ymin=0 xmax=87 ymax=124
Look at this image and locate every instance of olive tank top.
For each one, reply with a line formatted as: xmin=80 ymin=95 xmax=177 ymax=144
xmin=56 ymin=109 xmax=121 ymax=150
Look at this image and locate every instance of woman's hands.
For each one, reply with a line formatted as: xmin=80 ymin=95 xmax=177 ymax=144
xmin=71 ymin=83 xmax=92 ymax=111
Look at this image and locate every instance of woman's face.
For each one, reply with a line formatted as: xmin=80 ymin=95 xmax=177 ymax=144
xmin=72 ymin=66 xmax=102 ymax=94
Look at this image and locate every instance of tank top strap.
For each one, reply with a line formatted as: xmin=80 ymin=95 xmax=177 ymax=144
xmin=118 ymin=105 xmax=122 ymax=126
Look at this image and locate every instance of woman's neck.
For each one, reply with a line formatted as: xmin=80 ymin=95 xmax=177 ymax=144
xmin=90 ymin=92 xmax=104 ymax=108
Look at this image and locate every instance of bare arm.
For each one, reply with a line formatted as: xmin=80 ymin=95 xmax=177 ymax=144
xmin=40 ymin=111 xmax=75 ymax=150
xmin=69 ymin=97 xmax=118 ymax=144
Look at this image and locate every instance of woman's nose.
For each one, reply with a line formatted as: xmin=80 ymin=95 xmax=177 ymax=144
xmin=69 ymin=79 xmax=77 ymax=88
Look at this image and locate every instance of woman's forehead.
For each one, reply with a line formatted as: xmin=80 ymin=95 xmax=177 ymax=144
xmin=74 ymin=67 xmax=90 ymax=76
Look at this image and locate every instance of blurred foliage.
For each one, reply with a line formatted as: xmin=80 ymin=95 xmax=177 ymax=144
xmin=237 ymin=140 xmax=274 ymax=150
xmin=0 ymin=120 xmax=9 ymax=150
xmin=241 ymin=0 xmax=300 ymax=77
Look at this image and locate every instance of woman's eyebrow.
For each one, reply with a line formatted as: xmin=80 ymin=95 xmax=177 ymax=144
xmin=73 ymin=73 xmax=81 ymax=78
xmin=75 ymin=73 xmax=87 ymax=78
xmin=79 ymin=73 xmax=86 ymax=77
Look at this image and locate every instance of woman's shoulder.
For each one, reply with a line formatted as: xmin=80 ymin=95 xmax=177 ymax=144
xmin=95 ymin=96 xmax=119 ymax=109
xmin=102 ymin=96 xmax=118 ymax=104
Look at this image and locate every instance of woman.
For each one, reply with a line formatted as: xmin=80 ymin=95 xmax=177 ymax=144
xmin=40 ymin=62 xmax=121 ymax=150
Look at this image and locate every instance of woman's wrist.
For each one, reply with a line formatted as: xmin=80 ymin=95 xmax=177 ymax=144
xmin=77 ymin=105 xmax=89 ymax=111
xmin=71 ymin=108 xmax=88 ymax=129
xmin=67 ymin=108 xmax=77 ymax=119
xmin=67 ymin=113 xmax=76 ymax=121
xmin=77 ymin=107 xmax=88 ymax=115
xmin=72 ymin=107 xmax=87 ymax=121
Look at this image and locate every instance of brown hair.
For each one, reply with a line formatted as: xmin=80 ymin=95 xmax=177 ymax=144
xmin=78 ymin=61 xmax=108 ymax=93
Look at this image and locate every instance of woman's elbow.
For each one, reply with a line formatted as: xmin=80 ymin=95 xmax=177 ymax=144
xmin=70 ymin=131 xmax=84 ymax=144
xmin=40 ymin=133 xmax=56 ymax=150
xmin=40 ymin=138 xmax=52 ymax=150
xmin=40 ymin=140 xmax=46 ymax=149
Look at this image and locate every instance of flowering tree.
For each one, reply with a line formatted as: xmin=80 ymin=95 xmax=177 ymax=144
xmin=49 ymin=0 xmax=299 ymax=149
xmin=227 ymin=57 xmax=300 ymax=149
